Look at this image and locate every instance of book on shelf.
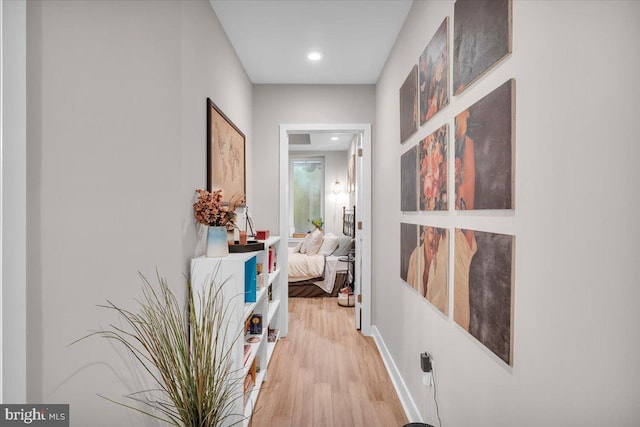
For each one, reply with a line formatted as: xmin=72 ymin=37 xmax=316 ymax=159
xmin=268 ymin=246 xmax=278 ymax=273
xmin=249 ymin=313 xmax=263 ymax=334
xmin=243 ymin=344 xmax=251 ymax=366
xmin=268 ymin=328 xmax=279 ymax=343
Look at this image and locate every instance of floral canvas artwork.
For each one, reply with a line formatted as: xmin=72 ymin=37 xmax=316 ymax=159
xmin=400 ymin=223 xmax=418 ymax=291
xmin=419 ymin=17 xmax=449 ymax=124
xmin=401 ymin=146 xmax=418 ymax=212
xmin=420 ymin=124 xmax=448 ymax=211
xmin=454 ymin=228 xmax=514 ymax=365
xmin=455 ymin=79 xmax=514 ymax=211
xmin=399 ymin=65 xmax=419 ymax=143
xmin=453 ymin=0 xmax=512 ymax=95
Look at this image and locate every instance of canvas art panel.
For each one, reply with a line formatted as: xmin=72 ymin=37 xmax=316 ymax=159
xmin=418 ymin=226 xmax=449 ymax=315
xmin=420 ymin=124 xmax=448 ymax=211
xmin=400 ymin=223 xmax=419 ymax=291
xmin=454 ymin=228 xmax=514 ymax=365
xmin=453 ymin=0 xmax=512 ymax=95
xmin=207 ymin=98 xmax=246 ymax=201
xmin=419 ymin=17 xmax=449 ymax=125
xmin=401 ymin=146 xmax=418 ymax=212
xmin=399 ymin=65 xmax=419 ymax=143
xmin=455 ymin=79 xmax=514 ymax=210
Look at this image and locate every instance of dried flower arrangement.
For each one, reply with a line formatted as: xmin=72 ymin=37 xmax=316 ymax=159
xmin=193 ymin=189 xmax=245 ymax=229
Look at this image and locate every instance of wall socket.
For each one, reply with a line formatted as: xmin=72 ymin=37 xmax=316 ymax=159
xmin=421 ymin=352 xmax=432 ymax=373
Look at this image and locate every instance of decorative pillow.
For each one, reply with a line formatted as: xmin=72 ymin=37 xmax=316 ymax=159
xmin=318 ymin=233 xmax=340 ymax=256
xmin=291 ymin=241 xmax=302 ymax=253
xmin=305 ymin=229 xmax=325 ymax=256
xmin=299 ymin=232 xmax=313 ymax=254
xmin=333 ymin=236 xmax=355 ymax=257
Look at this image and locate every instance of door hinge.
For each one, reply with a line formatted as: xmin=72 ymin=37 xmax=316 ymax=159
xmin=357 ymin=221 xmax=363 ymax=230
xmin=357 ymin=294 xmax=362 ymax=303
xmin=357 ymin=148 xmax=363 ymax=157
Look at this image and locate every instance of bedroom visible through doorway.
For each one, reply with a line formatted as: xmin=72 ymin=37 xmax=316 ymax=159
xmin=279 ymin=123 xmax=371 ymax=334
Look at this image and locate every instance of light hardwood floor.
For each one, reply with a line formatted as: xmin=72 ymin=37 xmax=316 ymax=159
xmin=250 ymin=297 xmax=408 ymax=427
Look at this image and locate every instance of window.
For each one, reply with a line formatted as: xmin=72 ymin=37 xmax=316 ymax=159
xmin=290 ymin=157 xmax=324 ymax=235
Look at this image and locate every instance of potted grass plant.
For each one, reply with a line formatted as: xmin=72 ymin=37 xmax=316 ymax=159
xmin=74 ymin=272 xmax=245 ymax=426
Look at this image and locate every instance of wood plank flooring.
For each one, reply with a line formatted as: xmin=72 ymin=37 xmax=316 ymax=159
xmin=250 ymin=297 xmax=408 ymax=427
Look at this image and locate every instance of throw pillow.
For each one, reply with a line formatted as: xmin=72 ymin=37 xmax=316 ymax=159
xmin=318 ymin=233 xmax=340 ymax=256
xmin=305 ymin=229 xmax=324 ymax=256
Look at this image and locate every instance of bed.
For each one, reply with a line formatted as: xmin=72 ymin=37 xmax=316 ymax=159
xmin=288 ymin=206 xmax=356 ymax=298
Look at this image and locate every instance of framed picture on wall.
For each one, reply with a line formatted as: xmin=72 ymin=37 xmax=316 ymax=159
xmin=419 ymin=17 xmax=449 ymax=124
xmin=454 ymin=228 xmax=514 ymax=365
xmin=455 ymin=79 xmax=514 ymax=210
xmin=207 ymin=98 xmax=246 ymax=201
xmin=399 ymin=65 xmax=419 ymax=143
xmin=453 ymin=0 xmax=512 ymax=95
xmin=400 ymin=146 xmax=418 ymax=212
xmin=419 ymin=124 xmax=448 ymax=211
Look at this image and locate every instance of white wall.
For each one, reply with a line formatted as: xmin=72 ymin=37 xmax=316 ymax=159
xmin=373 ymin=1 xmax=640 ymax=426
xmin=26 ymin=1 xmax=252 ymax=425
xmin=1 ymin=0 xmax=27 ymax=403
xmin=252 ymin=85 xmax=375 ymax=234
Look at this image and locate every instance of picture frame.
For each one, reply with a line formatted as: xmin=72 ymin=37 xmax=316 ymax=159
xmin=399 ymin=65 xmax=419 ymax=143
xmin=419 ymin=17 xmax=449 ymax=125
xmin=453 ymin=0 xmax=512 ymax=95
xmin=207 ymin=98 xmax=246 ymax=201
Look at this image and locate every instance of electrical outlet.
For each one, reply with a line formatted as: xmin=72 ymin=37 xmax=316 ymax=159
xmin=421 ymin=352 xmax=432 ymax=373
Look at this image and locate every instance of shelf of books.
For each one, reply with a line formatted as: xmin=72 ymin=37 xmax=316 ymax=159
xmin=191 ymin=235 xmax=284 ymax=427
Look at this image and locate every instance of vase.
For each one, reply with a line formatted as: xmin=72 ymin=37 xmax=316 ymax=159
xmin=206 ymin=226 xmax=229 ymax=257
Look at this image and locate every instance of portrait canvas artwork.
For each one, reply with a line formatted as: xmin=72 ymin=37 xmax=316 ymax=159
xmin=207 ymin=98 xmax=245 ymax=201
xmin=453 ymin=0 xmax=512 ymax=95
xmin=399 ymin=65 xmax=419 ymax=143
xmin=400 ymin=222 xmax=419 ymax=291
xmin=401 ymin=146 xmax=418 ymax=212
xmin=419 ymin=17 xmax=449 ymax=125
xmin=420 ymin=124 xmax=448 ymax=211
xmin=455 ymin=79 xmax=514 ymax=211
xmin=454 ymin=228 xmax=514 ymax=365
xmin=417 ymin=226 xmax=449 ymax=315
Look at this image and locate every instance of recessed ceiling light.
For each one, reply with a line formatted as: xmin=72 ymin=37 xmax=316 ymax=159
xmin=331 ymin=137 xmax=339 ymax=141
xmin=307 ymin=51 xmax=322 ymax=61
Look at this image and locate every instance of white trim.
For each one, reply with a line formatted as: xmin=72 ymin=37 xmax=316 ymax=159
xmin=371 ymin=325 xmax=423 ymax=423
xmin=279 ymin=123 xmax=372 ymax=335
xmin=1 ymin=0 xmax=27 ymax=403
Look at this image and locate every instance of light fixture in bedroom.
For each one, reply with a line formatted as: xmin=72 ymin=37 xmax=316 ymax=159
xmin=332 ymin=180 xmax=342 ymax=195
xmin=307 ymin=51 xmax=322 ymax=61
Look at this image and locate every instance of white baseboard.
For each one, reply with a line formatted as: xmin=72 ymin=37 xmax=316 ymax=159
xmin=371 ymin=325 xmax=423 ymax=423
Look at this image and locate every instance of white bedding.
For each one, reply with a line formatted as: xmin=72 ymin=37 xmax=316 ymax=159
xmin=288 ymin=251 xmax=349 ymax=293
xmin=288 ymin=252 xmax=325 ymax=282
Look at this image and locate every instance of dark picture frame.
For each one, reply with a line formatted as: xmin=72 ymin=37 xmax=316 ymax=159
xmin=453 ymin=0 xmax=512 ymax=95
xmin=207 ymin=98 xmax=246 ymax=201
xmin=400 ymin=146 xmax=418 ymax=212
xmin=454 ymin=79 xmax=514 ymax=210
xmin=399 ymin=65 xmax=419 ymax=143
xmin=454 ymin=228 xmax=515 ymax=365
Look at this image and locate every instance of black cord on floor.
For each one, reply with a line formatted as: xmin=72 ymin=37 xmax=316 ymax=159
xmin=432 ymin=366 xmax=442 ymax=427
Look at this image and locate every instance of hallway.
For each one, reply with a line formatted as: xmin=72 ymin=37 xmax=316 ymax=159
xmin=250 ymin=297 xmax=408 ymax=427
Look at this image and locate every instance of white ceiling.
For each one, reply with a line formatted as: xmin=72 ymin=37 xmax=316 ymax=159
xmin=209 ymin=0 xmax=413 ymax=84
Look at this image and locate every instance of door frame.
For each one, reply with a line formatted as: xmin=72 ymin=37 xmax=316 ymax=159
xmin=279 ymin=123 xmax=371 ymax=335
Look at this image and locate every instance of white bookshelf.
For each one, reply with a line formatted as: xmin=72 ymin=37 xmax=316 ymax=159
xmin=190 ymin=236 xmax=285 ymax=427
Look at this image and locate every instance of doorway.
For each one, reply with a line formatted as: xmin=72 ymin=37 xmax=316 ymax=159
xmin=279 ymin=123 xmax=371 ymax=335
